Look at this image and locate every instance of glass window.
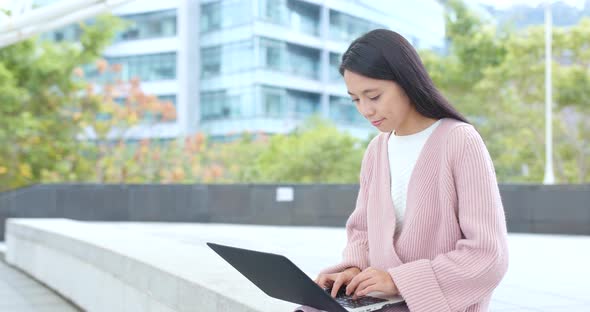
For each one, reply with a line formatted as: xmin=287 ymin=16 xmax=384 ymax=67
xmin=258 ymin=86 xmax=320 ymax=119
xmin=201 ymin=90 xmax=227 ymax=120
xmin=258 ymin=0 xmax=319 ymax=37
xmin=329 ymin=10 xmax=384 ymax=42
xmin=259 ymin=37 xmax=320 ymax=80
xmin=201 ymin=2 xmax=221 ymax=32
xmin=158 ymin=94 xmax=177 ymax=106
xmin=118 ymin=9 xmax=177 ymax=41
xmin=107 ymin=52 xmax=177 ymax=82
xmin=288 ymin=90 xmax=320 ymax=118
xmin=259 ymin=0 xmax=286 ymax=24
xmin=261 ymin=86 xmax=287 ymax=118
xmin=201 ymin=40 xmax=254 ymax=78
xmin=200 ymin=88 xmax=254 ymax=121
xmin=329 ymin=96 xmax=366 ymax=125
xmin=287 ymin=44 xmax=319 ymax=79
xmin=201 ymin=0 xmax=252 ymax=33
xmin=221 ymin=40 xmax=255 ymax=74
xmin=329 ymin=53 xmax=342 ymax=82
xmin=259 ymin=38 xmax=285 ymax=71
xmin=286 ymin=0 xmax=320 ymax=36
xmin=201 ymin=46 xmax=222 ymax=78
xmin=41 ymin=24 xmax=82 ymax=42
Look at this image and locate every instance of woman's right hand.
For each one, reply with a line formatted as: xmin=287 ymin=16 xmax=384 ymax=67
xmin=314 ymin=267 xmax=361 ymax=298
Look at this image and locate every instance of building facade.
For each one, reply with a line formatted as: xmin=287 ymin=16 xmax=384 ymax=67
xmin=41 ymin=0 xmax=446 ymax=141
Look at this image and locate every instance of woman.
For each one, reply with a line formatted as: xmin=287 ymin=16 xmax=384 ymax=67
xmin=295 ymin=29 xmax=509 ymax=312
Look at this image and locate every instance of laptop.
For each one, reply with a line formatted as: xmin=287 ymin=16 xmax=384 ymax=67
xmin=207 ymin=242 xmax=405 ymax=312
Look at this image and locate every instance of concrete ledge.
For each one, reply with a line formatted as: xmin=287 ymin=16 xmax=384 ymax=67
xmin=5 ymin=219 xmax=590 ymax=311
xmin=5 ymin=218 xmax=298 ymax=312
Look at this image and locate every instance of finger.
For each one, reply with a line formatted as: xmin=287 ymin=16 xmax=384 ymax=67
xmin=317 ymin=274 xmax=335 ymax=288
xmin=316 ymin=275 xmax=329 ymax=287
xmin=316 ymin=275 xmax=324 ymax=287
xmin=346 ymin=272 xmax=373 ymax=296
xmin=353 ymin=278 xmax=377 ymax=299
xmin=356 ymin=284 xmax=379 ymax=297
xmin=346 ymin=272 xmax=367 ymax=295
xmin=331 ymin=276 xmax=346 ymax=298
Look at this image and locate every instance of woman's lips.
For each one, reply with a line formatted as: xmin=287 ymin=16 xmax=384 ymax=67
xmin=371 ymin=119 xmax=385 ymax=126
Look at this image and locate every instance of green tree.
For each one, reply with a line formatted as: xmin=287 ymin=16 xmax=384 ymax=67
xmin=0 ymin=15 xmax=125 ymax=191
xmin=422 ymin=0 xmax=589 ymax=183
xmin=214 ymin=131 xmax=270 ymax=183
xmin=253 ymin=115 xmax=365 ymax=183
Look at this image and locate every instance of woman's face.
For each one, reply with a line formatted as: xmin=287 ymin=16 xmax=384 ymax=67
xmin=343 ymin=70 xmax=414 ymax=133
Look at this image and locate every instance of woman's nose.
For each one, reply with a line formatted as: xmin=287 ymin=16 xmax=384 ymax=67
xmin=357 ymin=99 xmax=375 ymax=117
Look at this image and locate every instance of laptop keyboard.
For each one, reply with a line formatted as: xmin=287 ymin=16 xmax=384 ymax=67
xmin=324 ymin=287 xmax=387 ymax=309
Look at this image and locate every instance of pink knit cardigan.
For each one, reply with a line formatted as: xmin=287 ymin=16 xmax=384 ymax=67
xmin=295 ymin=118 xmax=509 ymax=312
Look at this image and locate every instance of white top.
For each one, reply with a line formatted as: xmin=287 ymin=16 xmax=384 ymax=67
xmin=388 ymin=119 xmax=441 ymax=236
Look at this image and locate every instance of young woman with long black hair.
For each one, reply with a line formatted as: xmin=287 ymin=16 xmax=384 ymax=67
xmin=295 ymin=29 xmax=508 ymax=312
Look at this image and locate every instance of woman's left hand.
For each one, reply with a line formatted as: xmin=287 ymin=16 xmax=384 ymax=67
xmin=345 ymin=267 xmax=399 ymax=299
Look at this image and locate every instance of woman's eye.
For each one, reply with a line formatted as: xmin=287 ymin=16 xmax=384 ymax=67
xmin=351 ymin=99 xmax=359 ymax=103
xmin=370 ymin=95 xmax=381 ymax=101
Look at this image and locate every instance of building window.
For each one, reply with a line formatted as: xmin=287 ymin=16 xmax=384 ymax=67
xmin=259 ymin=37 xmax=320 ymax=80
xmin=288 ymin=44 xmax=320 ymax=79
xmin=201 ymin=40 xmax=255 ymax=78
xmin=260 ymin=86 xmax=286 ymax=118
xmin=201 ymin=90 xmax=229 ymax=120
xmin=200 ymin=88 xmax=255 ymax=121
xmin=201 ymin=0 xmax=253 ymax=33
xmin=259 ymin=38 xmax=284 ymax=71
xmin=158 ymin=94 xmax=177 ymax=106
xmin=329 ymin=96 xmax=366 ymax=125
xmin=329 ymin=53 xmax=342 ymax=82
xmin=258 ymin=0 xmax=319 ymax=36
xmin=259 ymin=0 xmax=286 ymax=24
xmin=41 ymin=23 xmax=82 ymax=42
xmin=118 ymin=9 xmax=177 ymax=41
xmin=286 ymin=0 xmax=320 ymax=36
xmin=107 ymin=52 xmax=177 ymax=81
xmin=329 ymin=10 xmax=384 ymax=43
xmin=289 ymin=90 xmax=320 ymax=118
xmin=259 ymin=86 xmax=320 ymax=119
xmin=201 ymin=46 xmax=222 ymax=78
xmin=201 ymin=2 xmax=221 ymax=32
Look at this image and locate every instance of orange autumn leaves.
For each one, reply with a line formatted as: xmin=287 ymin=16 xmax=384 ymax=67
xmin=94 ymin=132 xmax=256 ymax=184
xmin=74 ymin=59 xmax=176 ymax=126
xmin=66 ymin=56 xmax=234 ymax=184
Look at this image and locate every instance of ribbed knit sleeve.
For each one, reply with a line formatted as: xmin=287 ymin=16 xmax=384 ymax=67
xmin=387 ymin=125 xmax=509 ymax=312
xmin=318 ymin=144 xmax=374 ymax=275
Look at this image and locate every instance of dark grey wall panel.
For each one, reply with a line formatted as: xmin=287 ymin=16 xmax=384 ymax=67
xmin=250 ymin=185 xmax=294 ymax=226
xmin=1 ymin=183 xmax=589 ymax=241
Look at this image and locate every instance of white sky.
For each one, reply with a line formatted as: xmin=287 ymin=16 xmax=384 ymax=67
xmin=476 ymin=0 xmax=586 ymax=9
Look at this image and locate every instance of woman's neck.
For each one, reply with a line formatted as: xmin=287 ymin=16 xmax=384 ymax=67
xmin=394 ymin=115 xmax=439 ymax=136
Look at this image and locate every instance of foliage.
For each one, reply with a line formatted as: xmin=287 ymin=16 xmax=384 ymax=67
xmin=421 ymin=0 xmax=589 ymax=183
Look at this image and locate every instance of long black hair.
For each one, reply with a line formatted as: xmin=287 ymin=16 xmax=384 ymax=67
xmin=339 ymin=29 xmax=469 ymax=124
